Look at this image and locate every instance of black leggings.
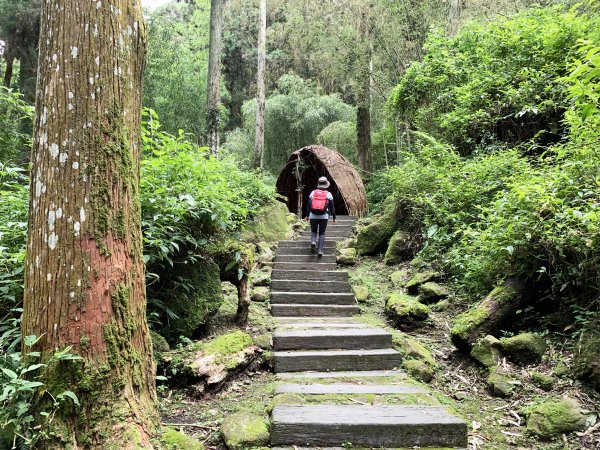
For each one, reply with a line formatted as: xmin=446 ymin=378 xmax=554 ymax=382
xmin=310 ymin=219 xmax=328 ymax=235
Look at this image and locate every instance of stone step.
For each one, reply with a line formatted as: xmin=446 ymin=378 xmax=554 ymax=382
xmin=274 ymin=349 xmax=402 ymax=372
xmin=275 ymin=254 xmax=337 ymax=263
xmin=273 ymin=262 xmax=338 ymax=271
xmin=271 ymin=304 xmax=360 ymax=317
xmin=271 ymin=280 xmax=352 ymax=293
xmin=300 ymin=230 xmax=353 ymax=237
xmin=271 ymin=405 xmax=468 ymax=448
xmin=271 ymin=292 xmax=355 ymax=305
xmin=273 ymin=328 xmax=392 ymax=351
xmin=277 ymin=245 xmax=337 ymax=255
xmin=276 ymin=370 xmax=405 ymax=380
xmin=278 ymin=240 xmax=338 ymax=248
xmin=275 ymin=383 xmax=426 ymax=395
xmin=272 ymin=270 xmax=349 ymax=281
xmin=278 ymin=321 xmax=368 ymax=329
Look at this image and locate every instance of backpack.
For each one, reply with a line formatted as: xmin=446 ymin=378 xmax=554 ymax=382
xmin=311 ymin=189 xmax=329 ymax=214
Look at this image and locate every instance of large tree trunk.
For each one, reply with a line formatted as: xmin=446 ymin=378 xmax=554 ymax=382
xmin=253 ymin=0 xmax=266 ymax=169
xmin=207 ymin=0 xmax=225 ymax=157
xmin=356 ymin=5 xmax=372 ymax=174
xmin=23 ymin=1 xmax=157 ymax=447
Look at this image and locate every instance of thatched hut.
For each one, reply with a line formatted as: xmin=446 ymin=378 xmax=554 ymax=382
xmin=276 ymin=145 xmax=368 ymax=217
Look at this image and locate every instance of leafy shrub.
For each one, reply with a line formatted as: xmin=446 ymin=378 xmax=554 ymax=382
xmin=0 ymin=87 xmax=33 ymax=163
xmin=317 ymin=120 xmax=358 ymax=164
xmin=388 ymin=6 xmax=598 ymax=155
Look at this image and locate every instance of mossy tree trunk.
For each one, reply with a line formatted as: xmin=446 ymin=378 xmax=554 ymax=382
xmin=356 ymin=3 xmax=372 ymax=174
xmin=22 ymin=1 xmax=158 ymax=447
xmin=235 ymin=258 xmax=251 ymax=325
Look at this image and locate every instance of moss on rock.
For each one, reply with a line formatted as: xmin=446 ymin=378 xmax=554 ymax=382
xmin=243 ymin=201 xmax=292 ymax=244
xmin=251 ymin=286 xmax=270 ymax=302
xmin=500 ymin=333 xmax=547 ymax=365
xmin=390 ymin=269 xmax=410 ymax=286
xmin=220 ymin=412 xmax=270 ymax=449
xmin=486 ymin=369 xmax=514 ymax=398
xmin=393 ymin=334 xmax=436 ymax=368
xmin=470 ymin=335 xmax=502 ymax=368
xmin=161 ymin=427 xmax=204 ymax=450
xmin=163 ymin=258 xmax=224 ymax=341
xmin=337 ymin=248 xmax=357 ymax=265
xmin=526 ymin=397 xmax=586 ymax=438
xmin=405 ymin=271 xmax=440 ymax=294
xmin=385 ymin=293 xmax=430 ymax=327
xmin=150 ymin=330 xmax=170 ymax=360
xmin=201 ymin=331 xmax=253 ymax=356
xmin=402 ymin=359 xmax=434 ymax=383
xmin=573 ymin=316 xmax=600 ymax=388
xmin=352 ymin=285 xmax=369 ymax=303
xmin=418 ymin=282 xmax=449 ymax=303
xmin=253 ymin=333 xmax=272 ymax=350
xmin=531 ymin=372 xmax=556 ymax=391
xmin=251 ymin=268 xmax=272 ymax=287
xmin=384 ymin=229 xmax=412 ymax=265
xmin=356 ymin=200 xmax=398 ymax=255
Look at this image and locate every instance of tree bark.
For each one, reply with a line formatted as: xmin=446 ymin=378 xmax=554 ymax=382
xmin=253 ymin=0 xmax=266 ymax=169
xmin=23 ymin=1 xmax=157 ymax=447
xmin=356 ymin=5 xmax=372 ymax=174
xmin=207 ymin=0 xmax=225 ymax=157
xmin=3 ymin=43 xmax=15 ymax=88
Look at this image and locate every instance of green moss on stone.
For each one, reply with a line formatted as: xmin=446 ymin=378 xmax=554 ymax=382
xmin=418 ymin=282 xmax=449 ymax=303
xmin=161 ymin=427 xmax=204 ymax=450
xmin=573 ymin=317 xmax=600 ymax=387
xmin=385 ymin=293 xmax=430 ymax=326
xmin=390 ymin=269 xmax=410 ymax=286
xmin=402 ymin=359 xmax=434 ymax=383
xmin=352 ymin=285 xmax=369 ymax=303
xmin=220 ymin=412 xmax=270 ymax=450
xmin=337 ymin=247 xmax=357 ymax=265
xmin=242 ymin=201 xmax=292 ymax=244
xmin=500 ymin=333 xmax=547 ymax=365
xmin=384 ymin=229 xmax=412 ymax=265
xmin=393 ymin=333 xmax=436 ymax=367
xmin=150 ymin=330 xmax=170 ymax=355
xmin=531 ymin=372 xmax=555 ymax=391
xmin=526 ymin=398 xmax=586 ymax=438
xmin=356 ymin=203 xmax=397 ymax=256
xmin=486 ymin=369 xmax=514 ymax=398
xmin=470 ymin=335 xmax=502 ymax=368
xmin=201 ymin=331 xmax=253 ymax=356
xmin=405 ymin=271 xmax=440 ymax=294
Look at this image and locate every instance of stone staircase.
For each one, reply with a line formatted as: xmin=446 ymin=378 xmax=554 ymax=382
xmin=269 ymin=215 xmax=468 ymax=449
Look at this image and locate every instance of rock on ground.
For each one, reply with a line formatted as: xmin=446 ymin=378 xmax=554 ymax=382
xmin=405 ymin=271 xmax=440 ymax=294
xmin=384 ymin=229 xmax=412 ymax=265
xmin=221 ymin=411 xmax=270 ymax=449
xmin=337 ymin=247 xmax=357 ymax=265
xmin=500 ymin=332 xmax=547 ymax=365
xmin=526 ymin=397 xmax=587 ymax=438
xmin=161 ymin=427 xmax=204 ymax=450
xmin=385 ymin=293 xmax=430 ymax=328
xmin=251 ymin=286 xmax=270 ymax=302
xmin=470 ymin=335 xmax=502 ymax=368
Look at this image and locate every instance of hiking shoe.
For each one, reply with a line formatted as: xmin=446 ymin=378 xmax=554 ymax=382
xmin=311 ymin=242 xmax=317 ymax=254
xmin=317 ymin=250 xmax=323 ymax=257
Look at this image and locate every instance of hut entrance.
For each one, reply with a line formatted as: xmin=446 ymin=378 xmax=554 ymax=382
xmin=276 ymin=145 xmax=368 ymax=218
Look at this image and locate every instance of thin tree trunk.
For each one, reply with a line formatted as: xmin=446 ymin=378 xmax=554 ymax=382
xmin=253 ymin=0 xmax=267 ymax=169
xmin=3 ymin=44 xmax=14 ymax=87
xmin=23 ymin=1 xmax=157 ymax=447
xmin=207 ymin=0 xmax=225 ymax=157
xmin=447 ymin=0 xmax=463 ymax=37
xmin=356 ymin=5 xmax=372 ymax=174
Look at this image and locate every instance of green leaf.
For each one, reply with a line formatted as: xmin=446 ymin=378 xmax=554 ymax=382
xmin=2 ymin=368 xmax=18 ymax=379
xmin=59 ymin=390 xmax=80 ymax=406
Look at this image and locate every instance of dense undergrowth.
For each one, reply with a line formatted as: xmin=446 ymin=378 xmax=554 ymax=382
xmin=370 ymin=2 xmax=600 ymax=313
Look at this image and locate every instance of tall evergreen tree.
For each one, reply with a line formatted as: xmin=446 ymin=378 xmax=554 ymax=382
xmin=207 ymin=0 xmax=225 ymax=156
xmin=253 ymin=0 xmax=266 ymax=168
xmin=22 ymin=0 xmax=158 ymax=446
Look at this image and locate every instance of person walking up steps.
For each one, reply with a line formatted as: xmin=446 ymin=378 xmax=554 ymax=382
xmin=306 ymin=176 xmax=336 ymax=256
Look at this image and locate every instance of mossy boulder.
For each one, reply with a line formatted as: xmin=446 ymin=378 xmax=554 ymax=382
xmin=242 ymin=201 xmax=292 ymax=243
xmin=531 ymin=372 xmax=556 ymax=391
xmin=486 ymin=369 xmax=514 ymax=398
xmin=390 ymin=269 xmax=410 ymax=286
xmin=573 ymin=317 xmax=600 ymax=388
xmin=256 ymin=242 xmax=275 ymax=265
xmin=394 ymin=334 xmax=436 ymax=368
xmin=500 ymin=333 xmax=547 ymax=365
xmin=431 ymin=299 xmax=449 ymax=312
xmin=553 ymin=361 xmax=570 ymax=378
xmin=336 ymin=237 xmax=357 ymax=251
xmin=385 ymin=293 xmax=430 ymax=328
xmin=384 ymin=230 xmax=412 ymax=265
xmin=253 ymin=333 xmax=272 ymax=350
xmin=352 ymin=285 xmax=369 ymax=303
xmin=402 ymin=359 xmax=434 ymax=383
xmin=161 ymin=427 xmax=204 ymax=450
xmin=337 ymin=248 xmax=357 ymax=265
xmin=220 ymin=412 xmax=270 ymax=449
xmin=470 ymin=335 xmax=502 ymax=368
xmin=418 ymin=282 xmax=450 ymax=303
xmin=356 ymin=199 xmax=398 ymax=255
xmin=251 ymin=286 xmax=270 ymax=302
xmin=410 ymin=257 xmax=428 ymax=270
xmin=251 ymin=268 xmax=272 ymax=287
xmin=526 ymin=397 xmax=586 ymax=438
xmin=450 ymin=278 xmax=528 ymax=351
xmin=405 ymin=271 xmax=440 ymax=294
xmin=164 ymin=258 xmax=224 ymax=341
xmin=150 ymin=330 xmax=170 ymax=357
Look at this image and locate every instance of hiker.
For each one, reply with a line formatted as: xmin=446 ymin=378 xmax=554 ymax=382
xmin=306 ymin=176 xmax=336 ymax=256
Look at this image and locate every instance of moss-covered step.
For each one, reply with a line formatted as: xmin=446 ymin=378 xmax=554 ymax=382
xmin=271 ymin=405 xmax=467 ymax=448
xmin=271 ymin=292 xmax=356 ymax=305
xmin=273 ymin=328 xmax=392 ymax=351
xmin=271 ymin=280 xmax=352 ymax=293
xmin=271 ymin=304 xmax=360 ymax=317
xmin=272 ymin=269 xmax=349 ymax=281
xmin=275 ymin=383 xmax=425 ymax=395
xmin=276 ymin=254 xmax=338 ymax=263
xmin=273 ymin=262 xmax=338 ymax=271
xmin=274 ymin=349 xmax=402 ymax=372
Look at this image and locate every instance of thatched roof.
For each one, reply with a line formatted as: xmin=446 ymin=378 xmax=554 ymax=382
xmin=276 ymin=145 xmax=368 ymax=217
